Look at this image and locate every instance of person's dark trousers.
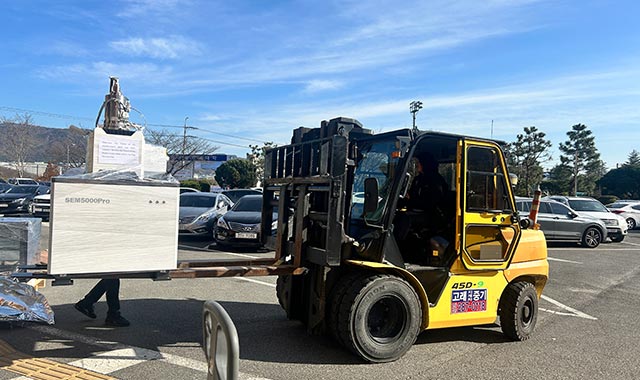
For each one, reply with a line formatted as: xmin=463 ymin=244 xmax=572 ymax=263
xmin=83 ymin=279 xmax=120 ymax=316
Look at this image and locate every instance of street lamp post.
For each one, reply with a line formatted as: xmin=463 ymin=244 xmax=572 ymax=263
xmin=409 ymin=100 xmax=423 ymax=134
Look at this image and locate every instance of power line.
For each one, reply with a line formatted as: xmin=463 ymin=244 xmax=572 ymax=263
xmin=1 ymin=105 xmax=269 ymax=146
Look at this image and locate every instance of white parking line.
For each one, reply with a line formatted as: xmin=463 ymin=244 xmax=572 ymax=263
xmin=540 ymin=295 xmax=598 ymax=320
xmin=26 ymin=325 xmax=272 ymax=380
xmin=235 ymin=277 xmax=276 ymax=288
xmin=548 ymin=257 xmax=582 ymax=264
xmin=618 ymin=241 xmax=640 ymax=247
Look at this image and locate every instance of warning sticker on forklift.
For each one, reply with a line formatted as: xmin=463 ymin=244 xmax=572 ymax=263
xmin=450 ymin=289 xmax=488 ymax=314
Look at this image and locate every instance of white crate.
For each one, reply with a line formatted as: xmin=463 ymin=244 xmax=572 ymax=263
xmin=48 ymin=178 xmax=179 ymax=275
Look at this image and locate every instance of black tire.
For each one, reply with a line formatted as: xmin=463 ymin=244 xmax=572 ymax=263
xmin=275 ymin=275 xmax=291 ymax=316
xmin=626 ymin=218 xmax=636 ymax=231
xmin=327 ymin=272 xmax=368 ymax=346
xmin=611 ymin=234 xmax=625 ymax=243
xmin=499 ymin=282 xmax=538 ymax=341
xmin=581 ymin=227 xmax=602 ymax=248
xmin=335 ymin=274 xmax=422 ymax=363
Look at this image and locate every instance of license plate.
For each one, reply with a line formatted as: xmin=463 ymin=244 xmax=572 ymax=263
xmin=0 ymin=204 xmax=8 ymax=208
xmin=236 ymin=232 xmax=257 ymax=239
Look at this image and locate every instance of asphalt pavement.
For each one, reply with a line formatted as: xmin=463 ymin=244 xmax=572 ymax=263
xmin=2 ymin=226 xmax=640 ymax=380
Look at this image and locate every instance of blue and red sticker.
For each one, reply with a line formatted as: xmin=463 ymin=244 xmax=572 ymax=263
xmin=450 ymin=289 xmax=488 ymax=314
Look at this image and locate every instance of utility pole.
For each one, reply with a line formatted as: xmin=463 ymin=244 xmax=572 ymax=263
xmin=409 ymin=100 xmax=423 ymax=134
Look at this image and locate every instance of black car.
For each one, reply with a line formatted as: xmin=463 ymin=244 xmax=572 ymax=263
xmin=214 ymin=195 xmax=276 ymax=248
xmin=221 ymin=189 xmax=262 ymax=204
xmin=0 ymin=185 xmax=48 ymax=215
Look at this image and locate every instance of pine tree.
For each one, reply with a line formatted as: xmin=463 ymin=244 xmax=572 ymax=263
xmin=558 ymin=124 xmax=601 ymax=196
xmin=506 ymin=126 xmax=552 ymax=196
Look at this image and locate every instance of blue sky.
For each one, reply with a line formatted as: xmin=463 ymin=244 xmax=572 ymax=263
xmin=1 ymin=0 xmax=639 ymax=168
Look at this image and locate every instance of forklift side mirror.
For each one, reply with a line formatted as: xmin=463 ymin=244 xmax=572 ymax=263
xmin=509 ymin=173 xmax=518 ymax=188
xmin=363 ymin=177 xmax=379 ymax=214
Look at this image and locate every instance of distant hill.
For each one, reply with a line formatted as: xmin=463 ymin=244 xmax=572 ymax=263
xmin=0 ymin=122 xmax=90 ymax=162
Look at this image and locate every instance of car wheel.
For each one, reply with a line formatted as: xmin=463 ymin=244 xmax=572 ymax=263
xmin=499 ymin=282 xmax=538 ymax=341
xmin=627 ymin=218 xmax=636 ymax=231
xmin=611 ymin=234 xmax=625 ymax=243
xmin=581 ymin=227 xmax=602 ymax=248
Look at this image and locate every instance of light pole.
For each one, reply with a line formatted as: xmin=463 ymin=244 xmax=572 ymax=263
xmin=409 ymin=100 xmax=423 ymax=133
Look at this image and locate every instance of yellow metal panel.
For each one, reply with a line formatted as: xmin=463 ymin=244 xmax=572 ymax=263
xmin=427 ymin=271 xmax=508 ymax=329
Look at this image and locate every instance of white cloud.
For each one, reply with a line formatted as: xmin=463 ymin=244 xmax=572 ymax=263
xmin=302 ymin=80 xmax=343 ymax=94
xmin=116 ymin=0 xmax=184 ymax=17
xmin=110 ymin=36 xmax=201 ymax=59
xmin=36 ymin=61 xmax=174 ymax=84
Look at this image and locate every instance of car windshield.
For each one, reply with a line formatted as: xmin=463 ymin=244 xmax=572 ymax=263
xmin=180 ymin=195 xmax=217 ymax=208
xmin=6 ymin=185 xmax=39 ymax=194
xmin=232 ymin=197 xmax=262 ymax=212
xmin=568 ymin=199 xmax=608 ymax=212
xmin=223 ymin=190 xmax=261 ymax=203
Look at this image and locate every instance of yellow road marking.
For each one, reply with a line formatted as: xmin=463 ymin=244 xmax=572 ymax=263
xmin=0 ymin=339 xmax=114 ymax=380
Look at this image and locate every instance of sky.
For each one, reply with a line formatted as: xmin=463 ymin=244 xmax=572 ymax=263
xmin=1 ymin=0 xmax=639 ymax=168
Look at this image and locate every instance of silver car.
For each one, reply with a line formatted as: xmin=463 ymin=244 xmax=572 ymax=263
xmin=178 ymin=193 xmax=233 ymax=236
xmin=516 ymin=198 xmax=607 ymax=248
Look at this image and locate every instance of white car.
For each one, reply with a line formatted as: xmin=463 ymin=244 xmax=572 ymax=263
xmin=545 ymin=196 xmax=628 ymax=242
xmin=607 ymin=201 xmax=640 ymax=230
xmin=30 ymin=193 xmax=50 ymax=221
xmin=8 ymin=177 xmax=39 ymax=185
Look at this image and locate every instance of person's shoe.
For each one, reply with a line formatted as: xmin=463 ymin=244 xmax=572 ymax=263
xmin=105 ymin=313 xmax=130 ymax=327
xmin=74 ymin=301 xmax=96 ymax=319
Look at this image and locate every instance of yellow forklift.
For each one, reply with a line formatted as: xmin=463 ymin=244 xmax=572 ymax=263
xmin=264 ymin=117 xmax=548 ymax=362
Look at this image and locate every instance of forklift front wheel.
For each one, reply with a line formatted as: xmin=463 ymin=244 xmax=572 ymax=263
xmin=336 ymin=274 xmax=421 ymax=363
xmin=499 ymin=281 xmax=538 ymax=341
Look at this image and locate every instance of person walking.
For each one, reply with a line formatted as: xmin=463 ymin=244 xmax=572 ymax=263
xmin=74 ymin=279 xmax=130 ymax=327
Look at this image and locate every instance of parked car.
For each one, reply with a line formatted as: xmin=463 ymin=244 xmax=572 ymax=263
xmin=0 ymin=182 xmax=12 ymax=194
xmin=214 ymin=194 xmax=276 ymax=248
xmin=178 ymin=192 xmax=233 ymax=236
xmin=221 ymin=189 xmax=263 ymax=204
xmin=7 ymin=178 xmax=39 ymax=185
xmin=545 ymin=195 xmax=628 ymax=242
xmin=30 ymin=193 xmax=51 ymax=221
xmin=516 ymin=197 xmax=608 ymax=248
xmin=0 ymin=185 xmax=48 ymax=215
xmin=606 ymin=201 xmax=640 ymax=230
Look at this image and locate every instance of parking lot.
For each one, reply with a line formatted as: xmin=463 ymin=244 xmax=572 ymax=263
xmin=2 ymin=227 xmax=640 ymax=379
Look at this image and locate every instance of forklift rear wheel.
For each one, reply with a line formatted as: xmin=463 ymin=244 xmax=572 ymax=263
xmin=499 ymin=281 xmax=538 ymax=341
xmin=336 ymin=274 xmax=421 ymax=363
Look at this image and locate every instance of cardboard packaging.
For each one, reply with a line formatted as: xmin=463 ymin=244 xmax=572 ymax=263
xmin=48 ymin=177 xmax=179 ymax=275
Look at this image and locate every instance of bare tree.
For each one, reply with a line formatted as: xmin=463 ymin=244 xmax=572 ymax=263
xmin=1 ymin=113 xmax=37 ymax=177
xmin=48 ymin=125 xmax=90 ymax=169
xmin=145 ymin=129 xmax=219 ymax=175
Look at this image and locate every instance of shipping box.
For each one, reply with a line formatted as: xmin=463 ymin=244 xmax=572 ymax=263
xmin=48 ymin=177 xmax=179 ymax=275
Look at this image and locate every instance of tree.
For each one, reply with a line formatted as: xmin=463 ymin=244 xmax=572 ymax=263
xmin=247 ymin=142 xmax=276 ymax=184
xmin=599 ymin=166 xmax=640 ymax=199
xmin=214 ymin=158 xmax=257 ymax=189
xmin=624 ymin=150 xmax=640 ymax=168
xmin=48 ymin=125 xmax=90 ymax=169
xmin=145 ymin=129 xmax=219 ymax=175
xmin=505 ymin=126 xmax=552 ymax=196
xmin=558 ymin=124 xmax=601 ymax=196
xmin=542 ymin=164 xmax=572 ymax=195
xmin=1 ymin=113 xmax=37 ymax=177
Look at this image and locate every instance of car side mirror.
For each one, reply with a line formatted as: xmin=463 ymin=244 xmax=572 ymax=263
xmin=568 ymin=211 xmax=577 ymax=218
